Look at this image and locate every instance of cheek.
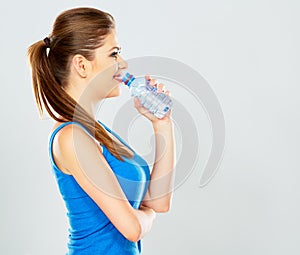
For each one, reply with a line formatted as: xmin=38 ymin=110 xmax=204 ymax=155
xmin=111 ymin=62 xmax=118 ymax=73
xmin=103 ymin=61 xmax=118 ymax=78
xmin=94 ymin=58 xmax=118 ymax=75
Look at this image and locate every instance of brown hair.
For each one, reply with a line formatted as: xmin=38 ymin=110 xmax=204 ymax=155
xmin=27 ymin=7 xmax=133 ymax=161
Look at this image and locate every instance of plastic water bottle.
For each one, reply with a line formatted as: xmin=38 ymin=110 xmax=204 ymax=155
xmin=117 ymin=72 xmax=172 ymax=119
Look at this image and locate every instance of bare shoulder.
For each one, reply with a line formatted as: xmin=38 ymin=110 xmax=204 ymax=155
xmin=51 ymin=122 xmax=99 ymax=175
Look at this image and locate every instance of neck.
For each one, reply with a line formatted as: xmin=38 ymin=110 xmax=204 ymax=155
xmin=64 ymin=84 xmax=99 ymax=119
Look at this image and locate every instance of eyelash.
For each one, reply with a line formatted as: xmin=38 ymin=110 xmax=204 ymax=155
xmin=111 ymin=50 xmax=121 ymax=59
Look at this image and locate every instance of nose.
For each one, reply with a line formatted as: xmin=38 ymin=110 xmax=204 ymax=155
xmin=117 ymin=55 xmax=128 ymax=70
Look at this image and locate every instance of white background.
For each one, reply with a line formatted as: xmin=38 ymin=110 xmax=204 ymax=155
xmin=1 ymin=0 xmax=299 ymax=254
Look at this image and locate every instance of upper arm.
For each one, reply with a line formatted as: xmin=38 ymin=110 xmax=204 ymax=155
xmin=56 ymin=124 xmax=141 ymax=242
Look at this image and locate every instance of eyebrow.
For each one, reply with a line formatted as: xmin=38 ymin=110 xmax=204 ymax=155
xmin=108 ymin=46 xmax=122 ymax=52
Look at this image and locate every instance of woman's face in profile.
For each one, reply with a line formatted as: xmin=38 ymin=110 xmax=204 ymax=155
xmin=88 ymin=29 xmax=127 ymax=99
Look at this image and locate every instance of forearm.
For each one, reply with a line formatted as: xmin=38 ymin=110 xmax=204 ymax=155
xmin=146 ymin=120 xmax=176 ymax=211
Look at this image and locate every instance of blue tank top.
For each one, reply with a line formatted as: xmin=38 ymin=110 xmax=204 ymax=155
xmin=48 ymin=120 xmax=151 ymax=254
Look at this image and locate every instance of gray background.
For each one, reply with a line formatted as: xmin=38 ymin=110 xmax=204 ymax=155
xmin=1 ymin=0 xmax=299 ymax=254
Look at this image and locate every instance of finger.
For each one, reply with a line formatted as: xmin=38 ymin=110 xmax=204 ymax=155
xmin=164 ymin=90 xmax=171 ymax=96
xmin=149 ymin=79 xmax=158 ymax=86
xmin=156 ymin=84 xmax=165 ymax=93
xmin=145 ymin=75 xmax=151 ymax=81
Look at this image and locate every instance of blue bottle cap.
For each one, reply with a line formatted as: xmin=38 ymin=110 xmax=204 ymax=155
xmin=121 ymin=72 xmax=135 ymax=87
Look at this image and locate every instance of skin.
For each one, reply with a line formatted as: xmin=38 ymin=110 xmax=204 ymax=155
xmin=51 ymin=28 xmax=175 ymax=242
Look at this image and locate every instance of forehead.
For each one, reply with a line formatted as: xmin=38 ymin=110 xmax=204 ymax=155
xmin=102 ymin=30 xmax=119 ymax=49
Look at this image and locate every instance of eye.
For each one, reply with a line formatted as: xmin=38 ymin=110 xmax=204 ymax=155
xmin=111 ymin=50 xmax=121 ymax=59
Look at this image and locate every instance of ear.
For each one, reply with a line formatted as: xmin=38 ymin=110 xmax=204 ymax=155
xmin=71 ymin=54 xmax=90 ymax=78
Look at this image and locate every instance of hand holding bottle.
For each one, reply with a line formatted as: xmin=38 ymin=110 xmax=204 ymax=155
xmin=116 ymin=71 xmax=172 ymax=121
xmin=133 ymin=75 xmax=172 ymax=124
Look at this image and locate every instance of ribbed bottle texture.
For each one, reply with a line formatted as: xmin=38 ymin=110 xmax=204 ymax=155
xmin=118 ymin=72 xmax=172 ymax=119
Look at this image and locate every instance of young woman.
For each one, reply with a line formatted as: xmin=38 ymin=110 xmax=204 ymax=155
xmin=27 ymin=7 xmax=175 ymax=255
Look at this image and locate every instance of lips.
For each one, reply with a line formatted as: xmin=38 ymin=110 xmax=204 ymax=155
xmin=113 ymin=73 xmax=123 ymax=82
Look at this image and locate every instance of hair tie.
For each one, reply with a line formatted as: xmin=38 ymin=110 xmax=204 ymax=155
xmin=43 ymin=37 xmax=51 ymax=48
